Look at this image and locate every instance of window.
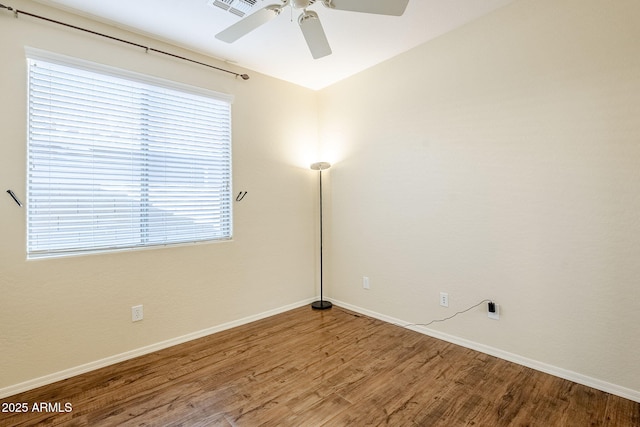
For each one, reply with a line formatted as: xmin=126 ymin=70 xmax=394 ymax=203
xmin=27 ymin=50 xmax=233 ymax=259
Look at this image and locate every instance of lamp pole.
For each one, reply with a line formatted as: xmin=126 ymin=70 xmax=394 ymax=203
xmin=310 ymin=162 xmax=332 ymax=310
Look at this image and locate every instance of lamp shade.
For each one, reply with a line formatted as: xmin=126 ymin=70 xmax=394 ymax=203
xmin=310 ymin=162 xmax=331 ymax=171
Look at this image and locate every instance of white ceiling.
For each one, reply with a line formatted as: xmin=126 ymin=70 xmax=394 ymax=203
xmin=36 ymin=0 xmax=517 ymax=90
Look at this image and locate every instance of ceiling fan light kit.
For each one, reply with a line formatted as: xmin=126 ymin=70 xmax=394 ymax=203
xmin=292 ymin=0 xmax=312 ymax=8
xmin=215 ymin=0 xmax=410 ymax=59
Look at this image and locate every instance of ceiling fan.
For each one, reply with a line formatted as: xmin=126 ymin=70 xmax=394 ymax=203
xmin=215 ymin=0 xmax=410 ymax=59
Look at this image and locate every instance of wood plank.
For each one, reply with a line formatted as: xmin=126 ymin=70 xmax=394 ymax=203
xmin=1 ymin=306 xmax=638 ymax=426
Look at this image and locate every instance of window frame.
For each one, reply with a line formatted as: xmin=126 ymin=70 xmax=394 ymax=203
xmin=25 ymin=48 xmax=234 ymax=259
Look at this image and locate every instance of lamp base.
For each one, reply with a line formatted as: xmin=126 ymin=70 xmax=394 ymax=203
xmin=311 ymin=300 xmax=333 ymax=310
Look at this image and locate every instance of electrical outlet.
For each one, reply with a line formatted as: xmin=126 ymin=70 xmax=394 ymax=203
xmin=132 ymin=305 xmax=143 ymax=322
xmin=439 ymin=292 xmax=449 ymax=307
xmin=488 ymin=302 xmax=500 ymax=320
xmin=363 ymin=276 xmax=370 ymax=290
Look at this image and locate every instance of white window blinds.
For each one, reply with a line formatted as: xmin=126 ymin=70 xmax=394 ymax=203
xmin=27 ymin=52 xmax=233 ymax=258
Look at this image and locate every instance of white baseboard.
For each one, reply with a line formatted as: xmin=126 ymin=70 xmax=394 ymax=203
xmin=332 ymin=299 xmax=640 ymax=404
xmin=0 ymin=297 xmax=316 ymax=399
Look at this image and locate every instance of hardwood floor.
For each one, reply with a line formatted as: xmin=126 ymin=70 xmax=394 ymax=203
xmin=2 ymin=306 xmax=639 ymax=426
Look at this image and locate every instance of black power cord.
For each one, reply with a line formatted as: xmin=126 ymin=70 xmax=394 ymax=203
xmin=397 ymin=299 xmax=493 ymax=329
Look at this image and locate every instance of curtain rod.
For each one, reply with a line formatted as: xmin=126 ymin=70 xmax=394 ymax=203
xmin=0 ymin=3 xmax=250 ymax=81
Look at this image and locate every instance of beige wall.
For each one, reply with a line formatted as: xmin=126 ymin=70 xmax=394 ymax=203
xmin=319 ymin=0 xmax=640 ymax=395
xmin=0 ymin=0 xmax=319 ymax=391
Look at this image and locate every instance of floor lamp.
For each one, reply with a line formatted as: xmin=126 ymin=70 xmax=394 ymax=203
xmin=310 ymin=161 xmax=332 ymax=310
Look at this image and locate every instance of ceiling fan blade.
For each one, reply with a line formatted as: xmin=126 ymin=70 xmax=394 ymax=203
xmin=322 ymin=0 xmax=409 ymax=16
xmin=215 ymin=4 xmax=282 ymax=43
xmin=298 ymin=11 xmax=332 ymax=59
